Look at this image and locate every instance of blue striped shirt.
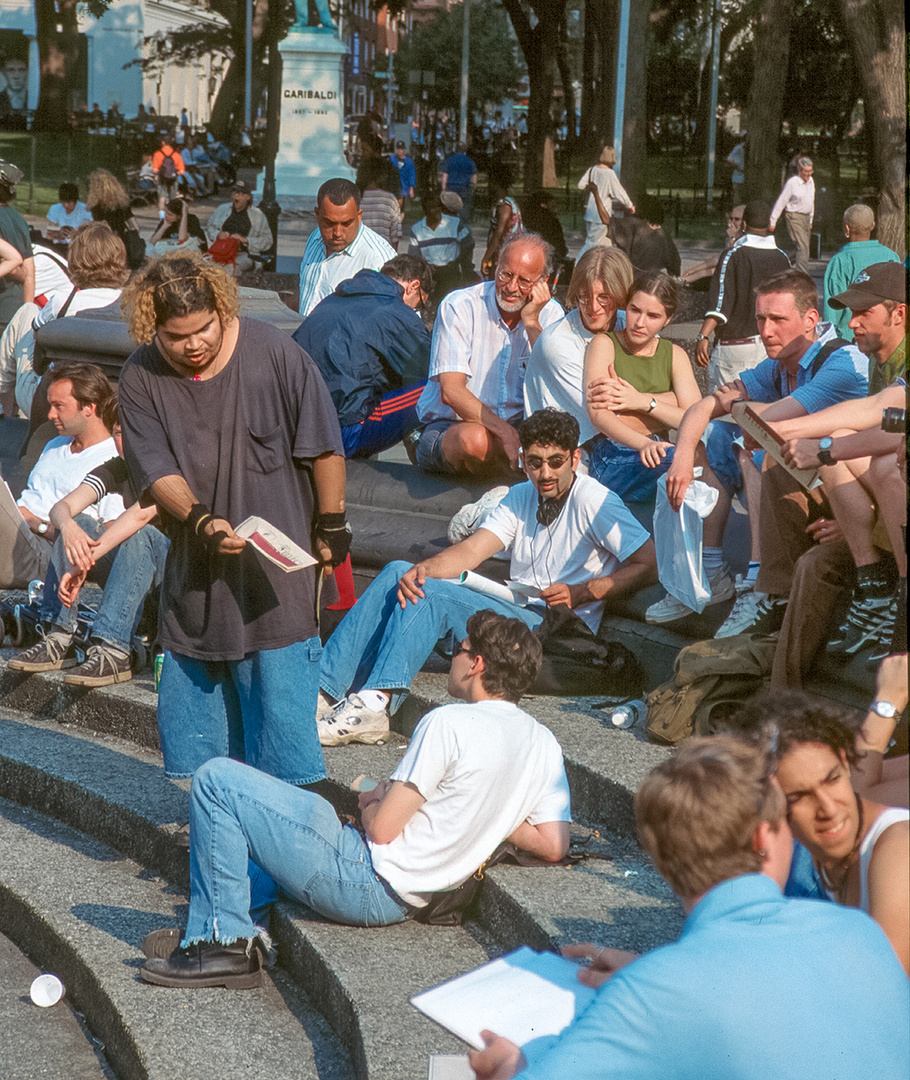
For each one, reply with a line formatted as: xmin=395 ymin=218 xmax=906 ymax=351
xmin=297 ymin=223 xmax=396 ymax=316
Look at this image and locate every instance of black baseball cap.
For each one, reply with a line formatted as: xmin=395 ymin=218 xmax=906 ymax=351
xmin=829 ymin=262 xmax=906 ymax=310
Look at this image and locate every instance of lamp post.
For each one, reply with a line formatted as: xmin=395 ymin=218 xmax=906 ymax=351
xmin=257 ymin=0 xmax=283 ymax=273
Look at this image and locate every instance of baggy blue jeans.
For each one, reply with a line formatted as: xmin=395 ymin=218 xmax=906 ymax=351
xmin=183 ymin=757 xmax=410 ymax=945
xmin=91 ymin=524 xmax=169 ymax=650
xmin=157 ymin=637 xmax=326 ymax=783
xmin=319 ymin=559 xmax=543 ymax=711
xmin=40 ymin=515 xmax=111 ymax=631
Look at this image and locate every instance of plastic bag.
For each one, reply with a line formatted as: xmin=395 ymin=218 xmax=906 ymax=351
xmin=653 ymin=471 xmax=719 ymax=613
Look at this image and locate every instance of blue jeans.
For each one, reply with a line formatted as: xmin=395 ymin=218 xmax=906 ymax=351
xmin=319 ymin=559 xmax=542 ymax=712
xmin=92 ymin=524 xmax=168 ymax=650
xmin=157 ymin=637 xmax=326 ymax=783
xmin=183 ymin=757 xmax=410 ymax=945
xmin=41 ymin=515 xmax=112 ymax=631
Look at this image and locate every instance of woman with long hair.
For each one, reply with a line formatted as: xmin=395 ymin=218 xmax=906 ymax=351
xmin=86 ymin=168 xmax=144 ymax=269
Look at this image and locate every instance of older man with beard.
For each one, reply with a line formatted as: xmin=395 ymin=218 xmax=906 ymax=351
xmin=415 ymin=233 xmax=564 ymax=478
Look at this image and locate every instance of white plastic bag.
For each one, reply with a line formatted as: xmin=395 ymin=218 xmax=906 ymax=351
xmin=653 ymin=472 xmax=719 ymax=614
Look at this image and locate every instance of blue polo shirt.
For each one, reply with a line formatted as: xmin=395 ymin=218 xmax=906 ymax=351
xmin=518 ymin=874 xmax=909 ymax=1080
xmin=739 ymin=323 xmax=867 ymax=410
xmin=442 ymin=152 xmax=477 ymax=195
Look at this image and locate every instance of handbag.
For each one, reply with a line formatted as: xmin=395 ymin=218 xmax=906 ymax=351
xmin=208 ymin=236 xmax=240 ymax=264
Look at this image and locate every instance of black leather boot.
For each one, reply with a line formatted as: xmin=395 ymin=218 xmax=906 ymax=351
xmin=141 ymin=937 xmax=263 ymax=989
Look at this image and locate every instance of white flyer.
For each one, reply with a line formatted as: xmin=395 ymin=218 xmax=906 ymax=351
xmin=234 ymin=516 xmax=317 ymax=573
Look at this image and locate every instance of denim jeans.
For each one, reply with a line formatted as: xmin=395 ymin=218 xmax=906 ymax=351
xmin=183 ymin=757 xmax=410 ymax=945
xmin=319 ymin=559 xmax=543 ymax=712
xmin=92 ymin=524 xmax=168 ymax=649
xmin=158 ymin=637 xmax=326 ymax=783
xmin=41 ymin=515 xmax=113 ymax=631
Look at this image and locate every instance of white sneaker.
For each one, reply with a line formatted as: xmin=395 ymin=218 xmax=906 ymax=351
xmin=317 ymin=694 xmax=390 ymax=746
xmin=645 ymin=564 xmax=736 ymax=624
xmin=715 ymin=588 xmax=766 ymax=638
xmin=447 ymin=486 xmax=510 ymax=544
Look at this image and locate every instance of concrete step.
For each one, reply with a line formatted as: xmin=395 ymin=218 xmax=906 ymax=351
xmin=0 ymin=795 xmax=354 ymax=1080
xmin=0 ymin=705 xmax=683 ymax=1080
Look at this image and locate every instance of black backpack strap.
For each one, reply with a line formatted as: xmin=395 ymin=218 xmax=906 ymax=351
xmin=773 ymin=336 xmax=850 ymax=397
xmin=56 ymin=286 xmax=81 ymax=318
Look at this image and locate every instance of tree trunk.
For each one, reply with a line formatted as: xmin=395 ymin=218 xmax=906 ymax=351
xmin=743 ymin=0 xmax=793 ymax=202
xmin=555 ymin=28 xmax=576 ymax=147
xmin=618 ymin=0 xmax=648 ymax=199
xmin=209 ymin=57 xmax=245 ymax=140
xmin=33 ymin=0 xmax=80 ymax=132
xmin=838 ymin=0 xmax=905 ymax=255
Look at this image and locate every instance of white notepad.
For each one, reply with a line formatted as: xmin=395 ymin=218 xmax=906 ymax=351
xmin=411 ymin=946 xmax=595 ymax=1051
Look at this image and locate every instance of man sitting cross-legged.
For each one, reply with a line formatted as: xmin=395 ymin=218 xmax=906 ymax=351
xmin=318 ymin=408 xmax=656 ymax=746
xmin=140 ymin=611 xmax=571 ymax=989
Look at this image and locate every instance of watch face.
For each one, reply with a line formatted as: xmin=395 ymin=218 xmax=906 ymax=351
xmin=819 ymin=437 xmax=833 ymax=450
xmin=871 ymin=701 xmax=898 ymax=719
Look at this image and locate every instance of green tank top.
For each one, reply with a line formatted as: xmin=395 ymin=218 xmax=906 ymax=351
xmin=609 ymin=331 xmax=674 ymax=395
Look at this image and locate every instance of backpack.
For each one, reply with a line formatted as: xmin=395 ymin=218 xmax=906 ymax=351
xmin=158 ymin=149 xmax=178 ymax=184
xmin=645 ymin=634 xmax=777 ymax=745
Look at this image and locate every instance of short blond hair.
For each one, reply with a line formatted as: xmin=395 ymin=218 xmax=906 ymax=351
xmin=598 ymin=146 xmax=617 ymax=167
xmin=565 ymin=246 xmax=633 ymax=313
xmin=635 ymin=735 xmax=785 ymax=900
xmin=121 ymin=250 xmax=240 ymax=344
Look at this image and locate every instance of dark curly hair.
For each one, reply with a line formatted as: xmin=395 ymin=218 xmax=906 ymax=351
xmin=724 ymin=689 xmax=860 ymax=766
xmin=465 ymin=610 xmax=543 ymax=703
xmin=519 ymin=409 xmax=580 ymax=453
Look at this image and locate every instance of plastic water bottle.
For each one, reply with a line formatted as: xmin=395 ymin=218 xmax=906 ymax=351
xmin=610 ymin=699 xmax=647 ymax=729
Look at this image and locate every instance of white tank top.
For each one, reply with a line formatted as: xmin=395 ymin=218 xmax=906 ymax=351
xmin=858 ymin=806 xmax=910 ymax=913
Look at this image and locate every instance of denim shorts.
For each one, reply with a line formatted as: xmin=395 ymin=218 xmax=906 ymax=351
xmin=415 ymin=415 xmax=522 ymax=475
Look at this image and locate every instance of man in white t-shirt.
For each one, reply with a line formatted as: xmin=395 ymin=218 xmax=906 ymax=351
xmin=0 ymin=362 xmax=121 ymax=592
xmin=140 ymin=610 xmax=571 ymax=989
xmin=46 ymin=184 xmax=92 ymax=244
xmin=318 ymin=408 xmax=656 ymax=745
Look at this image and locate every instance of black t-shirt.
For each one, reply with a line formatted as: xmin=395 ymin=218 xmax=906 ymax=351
xmin=83 ymin=456 xmax=136 ymax=508
xmin=221 ymin=209 xmax=251 ymax=237
xmin=161 ymin=212 xmax=208 ymax=246
xmin=118 ymin=318 xmax=344 ymax=660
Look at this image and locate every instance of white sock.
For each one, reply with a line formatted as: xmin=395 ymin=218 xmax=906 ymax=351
xmin=745 ymin=561 xmax=760 ymax=586
xmin=703 ymin=547 xmax=723 ymax=577
xmin=358 ymin=689 xmax=390 ymax=712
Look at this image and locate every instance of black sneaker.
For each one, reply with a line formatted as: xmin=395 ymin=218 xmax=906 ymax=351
xmin=7 ymin=628 xmax=78 ymax=672
xmin=746 ymin=595 xmax=788 ymax=636
xmin=64 ymin=642 xmax=132 ymax=686
xmin=829 ymin=592 xmax=894 ymax=657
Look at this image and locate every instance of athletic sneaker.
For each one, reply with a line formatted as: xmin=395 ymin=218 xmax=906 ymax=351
xmin=447 ymin=486 xmax=510 ymax=544
xmin=64 ymin=643 xmax=132 ymax=686
xmin=317 ymin=693 xmax=390 ymax=746
xmin=8 ymin=628 xmax=78 ymax=672
xmin=316 ymin=691 xmax=336 ymax=721
xmin=828 ymin=592 xmax=895 ymax=657
xmin=744 ymin=595 xmax=789 ymax=636
xmin=715 ymin=588 xmax=767 ymax=638
xmin=645 ymin=565 xmax=736 ymax=624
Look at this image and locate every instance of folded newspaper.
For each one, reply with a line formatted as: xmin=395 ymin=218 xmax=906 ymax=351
xmin=731 ymin=401 xmax=823 ymax=490
xmin=411 ymin=946 xmax=595 ymax=1051
xmin=234 ymin=516 xmax=317 ymax=572
xmin=447 ymin=571 xmax=541 ymax=609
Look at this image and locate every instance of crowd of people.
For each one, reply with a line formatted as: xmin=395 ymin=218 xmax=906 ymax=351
xmin=0 ymin=145 xmax=907 ymax=1072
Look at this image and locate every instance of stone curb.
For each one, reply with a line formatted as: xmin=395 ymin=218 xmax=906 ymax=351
xmin=0 ymin=797 xmax=354 ymax=1080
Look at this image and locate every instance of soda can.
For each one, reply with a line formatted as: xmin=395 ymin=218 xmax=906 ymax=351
xmin=154 ymin=652 xmax=164 ymax=693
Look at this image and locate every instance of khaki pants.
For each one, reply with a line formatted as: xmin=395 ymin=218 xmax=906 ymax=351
xmin=785 ymin=211 xmax=811 ymax=274
xmin=708 ymin=337 xmax=766 ymax=393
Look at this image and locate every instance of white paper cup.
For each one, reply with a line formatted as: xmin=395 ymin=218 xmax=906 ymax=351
xmin=30 ymin=973 xmax=65 ymax=1007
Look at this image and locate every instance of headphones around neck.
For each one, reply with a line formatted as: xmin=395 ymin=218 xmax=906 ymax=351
xmin=536 ymin=484 xmax=573 ymax=526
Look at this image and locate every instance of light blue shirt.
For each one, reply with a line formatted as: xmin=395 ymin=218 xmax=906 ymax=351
xmin=297 ymin=223 xmax=396 ymax=317
xmin=519 ymin=874 xmax=909 ymax=1080
xmin=739 ymin=322 xmax=867 ymax=412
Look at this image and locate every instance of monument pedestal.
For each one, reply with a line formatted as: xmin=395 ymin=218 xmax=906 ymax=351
xmin=264 ymin=30 xmax=354 ymax=211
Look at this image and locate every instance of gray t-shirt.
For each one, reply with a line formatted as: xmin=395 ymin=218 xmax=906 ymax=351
xmin=118 ymin=317 xmax=344 ymax=660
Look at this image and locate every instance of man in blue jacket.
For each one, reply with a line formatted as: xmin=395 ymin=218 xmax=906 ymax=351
xmin=293 ymin=255 xmax=432 ymax=458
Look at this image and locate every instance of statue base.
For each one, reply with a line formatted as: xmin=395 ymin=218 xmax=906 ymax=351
xmin=261 ymin=29 xmax=354 ymax=209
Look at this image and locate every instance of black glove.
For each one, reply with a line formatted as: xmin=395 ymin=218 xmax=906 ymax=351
xmin=314 ymin=512 xmax=352 ymax=567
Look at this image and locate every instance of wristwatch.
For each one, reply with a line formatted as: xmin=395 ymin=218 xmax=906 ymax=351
xmin=37 ymin=522 xmax=48 ymax=535
xmin=647 ymin=397 xmax=658 ymax=413
xmin=696 ymin=334 xmax=710 ymax=343
xmin=817 ymin=437 xmax=835 ymax=466
xmin=869 ymin=700 xmax=899 ymax=719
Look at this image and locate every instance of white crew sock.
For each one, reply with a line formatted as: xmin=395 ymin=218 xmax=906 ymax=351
xmin=745 ymin=561 xmax=760 ymax=586
xmin=358 ymin=689 xmax=390 ymax=712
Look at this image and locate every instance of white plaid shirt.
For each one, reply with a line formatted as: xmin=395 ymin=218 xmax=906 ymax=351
xmin=417 ymin=281 xmax=563 ymax=423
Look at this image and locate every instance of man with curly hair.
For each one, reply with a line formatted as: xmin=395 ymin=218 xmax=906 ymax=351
xmin=117 ymin=251 xmax=347 ymax=787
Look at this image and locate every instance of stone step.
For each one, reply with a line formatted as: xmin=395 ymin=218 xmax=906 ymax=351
xmin=0 ymin=795 xmax=354 ymax=1080
xmin=0 ymin=706 xmax=683 ymax=1080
